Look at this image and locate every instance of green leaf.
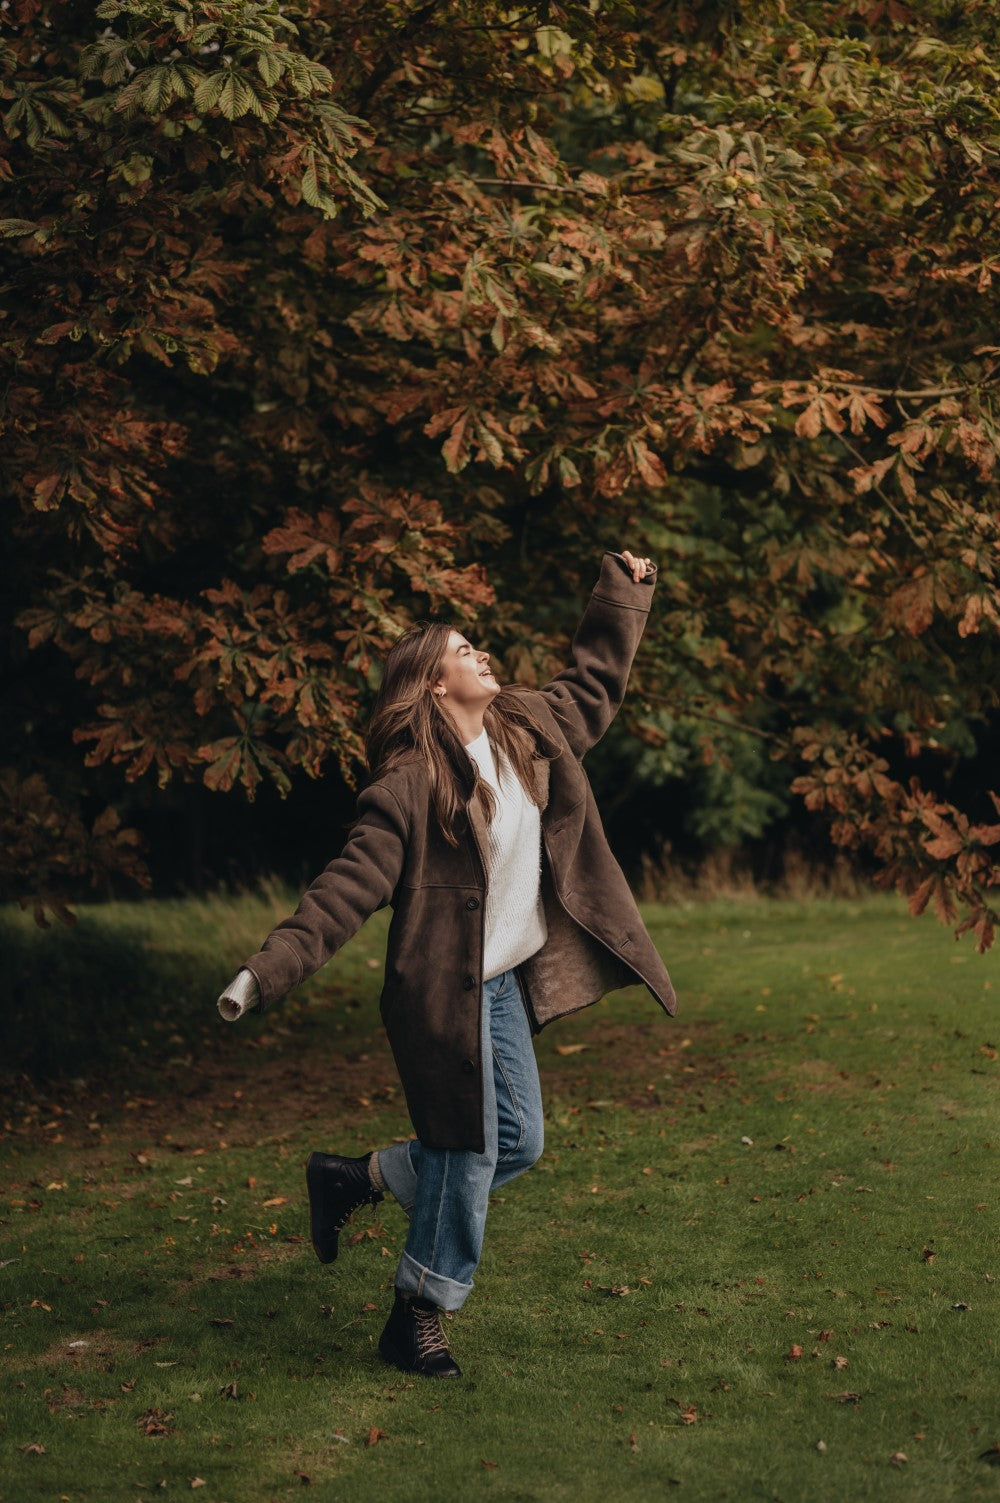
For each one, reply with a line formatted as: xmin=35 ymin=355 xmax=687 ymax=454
xmin=193 ymin=72 xmax=226 ymax=112
xmin=257 ymin=49 xmax=285 ymax=87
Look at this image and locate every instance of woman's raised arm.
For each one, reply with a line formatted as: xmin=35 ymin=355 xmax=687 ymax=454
xmin=538 ymin=548 xmax=658 ymax=759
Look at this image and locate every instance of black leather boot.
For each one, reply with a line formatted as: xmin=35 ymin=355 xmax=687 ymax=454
xmin=305 ymin=1151 xmax=383 ymax=1264
xmin=378 ymin=1289 xmax=462 ymax=1378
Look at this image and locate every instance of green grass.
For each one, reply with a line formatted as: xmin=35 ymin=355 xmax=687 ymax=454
xmin=2 ymin=891 xmax=998 ymax=1502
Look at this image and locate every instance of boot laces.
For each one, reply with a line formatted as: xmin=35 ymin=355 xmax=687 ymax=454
xmin=333 ymin=1186 xmax=375 ymax=1233
xmin=413 ymin=1303 xmax=451 ymax=1360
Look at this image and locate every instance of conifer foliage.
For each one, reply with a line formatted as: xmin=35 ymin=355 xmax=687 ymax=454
xmin=3 ymin=2 xmax=1000 ymax=945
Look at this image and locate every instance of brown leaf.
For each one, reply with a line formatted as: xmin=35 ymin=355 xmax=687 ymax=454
xmin=786 ymin=1344 xmax=804 ymax=1360
xmin=890 ymin=1452 xmax=908 ymax=1467
xmin=190 ymin=1480 xmax=207 ymax=1490
xmin=262 ymin=1196 xmax=287 ymax=1208
xmin=367 ymin=1427 xmax=387 ymax=1447
xmin=19 ymin=1442 xmax=45 ymax=1455
xmin=555 ymin=1044 xmax=588 ymax=1055
xmin=480 ymin=1459 xmax=499 ymax=1469
xmin=825 ymin=1391 xmax=861 ymax=1404
xmin=137 ymin=1407 xmax=173 ymax=1436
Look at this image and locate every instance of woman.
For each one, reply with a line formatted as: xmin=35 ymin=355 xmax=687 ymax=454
xmin=217 ymin=547 xmax=677 ymax=1379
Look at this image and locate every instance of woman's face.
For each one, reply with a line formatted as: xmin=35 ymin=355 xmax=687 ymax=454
xmin=430 ymin=630 xmax=499 ymax=709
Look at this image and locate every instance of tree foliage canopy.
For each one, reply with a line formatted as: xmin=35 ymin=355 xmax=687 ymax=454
xmin=4 ymin=0 xmax=1000 ymax=943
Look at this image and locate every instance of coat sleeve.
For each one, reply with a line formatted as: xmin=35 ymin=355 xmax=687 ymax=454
xmin=539 ymin=551 xmax=658 ymax=759
xmin=237 ymin=782 xmax=409 ymax=1012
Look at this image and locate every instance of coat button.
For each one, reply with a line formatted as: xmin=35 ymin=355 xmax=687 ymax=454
xmin=462 ymin=974 xmax=475 ymax=991
xmin=462 ymin=1059 xmax=476 ymax=1075
xmin=466 ymin=897 xmax=479 ymax=910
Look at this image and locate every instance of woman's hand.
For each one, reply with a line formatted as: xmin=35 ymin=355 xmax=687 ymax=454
xmin=619 ymin=549 xmax=654 ymax=583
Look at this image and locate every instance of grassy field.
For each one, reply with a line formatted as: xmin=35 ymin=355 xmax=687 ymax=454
xmin=1 ymin=889 xmax=998 ymax=1502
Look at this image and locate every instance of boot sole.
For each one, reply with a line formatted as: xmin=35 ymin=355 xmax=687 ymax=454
xmin=305 ymin=1152 xmax=337 ymax=1264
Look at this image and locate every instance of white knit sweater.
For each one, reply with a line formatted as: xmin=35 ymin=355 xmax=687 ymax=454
xmin=464 ymin=727 xmax=547 ymax=981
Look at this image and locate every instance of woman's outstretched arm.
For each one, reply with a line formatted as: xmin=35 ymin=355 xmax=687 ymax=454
xmin=538 ymin=546 xmax=657 ymax=759
xmin=217 ymin=781 xmax=409 ymax=1019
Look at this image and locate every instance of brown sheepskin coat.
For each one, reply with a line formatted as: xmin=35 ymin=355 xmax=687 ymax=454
xmin=241 ymin=552 xmax=677 ymax=1150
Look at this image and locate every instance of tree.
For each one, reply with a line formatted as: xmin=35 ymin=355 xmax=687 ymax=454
xmin=3 ymin=1 xmax=1000 ymax=945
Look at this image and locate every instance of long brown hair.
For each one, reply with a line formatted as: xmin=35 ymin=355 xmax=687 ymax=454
xmin=364 ymin=621 xmax=558 ymax=847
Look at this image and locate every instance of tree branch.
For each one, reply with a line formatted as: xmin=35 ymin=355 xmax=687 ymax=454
xmin=353 ymin=0 xmax=442 ymax=114
xmin=642 ymin=694 xmax=790 ymax=748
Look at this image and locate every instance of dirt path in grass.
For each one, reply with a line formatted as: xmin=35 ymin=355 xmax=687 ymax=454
xmin=1 ymin=1013 xmax=740 ymax=1160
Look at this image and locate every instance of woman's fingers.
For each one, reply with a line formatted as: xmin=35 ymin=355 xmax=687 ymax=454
xmin=620 ymin=548 xmax=653 ymax=582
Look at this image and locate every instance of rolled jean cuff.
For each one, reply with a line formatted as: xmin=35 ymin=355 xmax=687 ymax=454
xmin=394 ymin=1249 xmax=473 ymax=1313
xmin=377 ymin=1141 xmax=417 ymax=1214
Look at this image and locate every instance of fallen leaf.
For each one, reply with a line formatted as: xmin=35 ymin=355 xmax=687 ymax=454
xmin=890 ymin=1452 xmax=908 ymax=1467
xmin=680 ymin=1403 xmax=699 ymax=1425
xmin=555 ymin=1044 xmax=588 ymax=1055
xmin=262 ymin=1197 xmax=287 ymax=1208
xmin=825 ymin=1392 xmax=861 ymax=1405
xmin=367 ymin=1427 xmax=386 ymax=1447
xmin=832 ymin=1356 xmax=849 ymax=1370
xmin=786 ymin=1344 xmax=804 ymax=1360
xmin=219 ymin=1381 xmax=238 ymax=1400
xmin=190 ymin=1480 xmax=206 ymax=1490
xmin=481 ymin=1459 xmax=498 ymax=1469
xmin=19 ymin=1442 xmax=45 ymax=1455
xmin=296 ymin=1472 xmax=312 ymax=1485
xmin=628 ymin=1433 xmax=640 ymax=1452
xmin=209 ymin=1318 xmax=234 ymax=1328
xmin=137 ymin=1407 xmax=173 ymax=1436
xmin=979 ymin=1445 xmax=1000 ymax=1466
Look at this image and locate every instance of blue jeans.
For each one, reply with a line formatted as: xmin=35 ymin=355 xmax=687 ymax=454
xmin=377 ymin=967 xmax=544 ymax=1311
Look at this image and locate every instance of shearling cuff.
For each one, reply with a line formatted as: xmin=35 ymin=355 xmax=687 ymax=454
xmin=217 ymin=967 xmax=261 ymax=1022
